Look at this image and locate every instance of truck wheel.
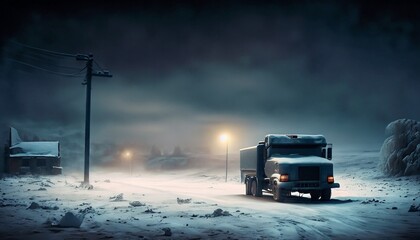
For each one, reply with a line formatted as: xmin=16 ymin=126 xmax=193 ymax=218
xmin=310 ymin=191 xmax=321 ymax=201
xmin=250 ymin=178 xmax=263 ymax=197
xmin=251 ymin=179 xmax=257 ymax=197
xmin=245 ymin=179 xmax=251 ymax=195
xmin=272 ymin=187 xmax=284 ymax=202
xmin=320 ymin=188 xmax=331 ymax=201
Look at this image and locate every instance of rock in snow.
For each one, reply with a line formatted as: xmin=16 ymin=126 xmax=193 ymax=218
xmin=206 ymin=208 xmax=232 ymax=217
xmin=27 ymin=202 xmax=58 ymax=210
xmin=129 ymin=201 xmax=145 ymax=207
xmin=54 ymin=212 xmax=84 ymax=228
xmin=176 ymin=197 xmax=192 ymax=204
xmin=408 ymin=204 xmax=420 ymax=212
xmin=27 ymin=202 xmax=40 ymax=209
xmin=380 ymin=119 xmax=420 ymax=176
xmin=162 ymin=227 xmax=172 ymax=236
xmin=79 ymin=206 xmax=95 ymax=214
xmin=110 ymin=193 xmax=124 ymax=201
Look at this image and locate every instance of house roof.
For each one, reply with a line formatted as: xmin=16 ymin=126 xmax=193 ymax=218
xmin=10 ymin=127 xmax=22 ymax=146
xmin=9 ymin=127 xmax=60 ymax=158
xmin=10 ymin=141 xmax=60 ymax=158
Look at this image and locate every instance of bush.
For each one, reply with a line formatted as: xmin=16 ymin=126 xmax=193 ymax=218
xmin=379 ymin=119 xmax=420 ymax=176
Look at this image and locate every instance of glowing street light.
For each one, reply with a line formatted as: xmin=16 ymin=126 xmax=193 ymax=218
xmin=219 ymin=133 xmax=229 ymax=182
xmin=122 ymin=150 xmax=132 ymax=176
xmin=122 ymin=150 xmax=132 ymax=159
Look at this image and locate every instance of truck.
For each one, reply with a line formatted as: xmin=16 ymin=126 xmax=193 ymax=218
xmin=240 ymin=134 xmax=340 ymax=202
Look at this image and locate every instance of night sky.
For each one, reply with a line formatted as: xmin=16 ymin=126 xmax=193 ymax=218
xmin=1 ymin=1 xmax=420 ymax=166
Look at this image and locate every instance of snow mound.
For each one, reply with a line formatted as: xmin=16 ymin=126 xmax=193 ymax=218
xmin=380 ymin=119 xmax=420 ymax=176
xmin=79 ymin=183 xmax=93 ymax=190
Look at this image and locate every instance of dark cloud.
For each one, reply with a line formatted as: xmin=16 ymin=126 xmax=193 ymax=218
xmin=1 ymin=1 xmax=420 ymax=166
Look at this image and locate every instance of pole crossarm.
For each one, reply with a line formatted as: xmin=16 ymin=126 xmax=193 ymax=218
xmin=92 ymin=71 xmax=113 ymax=77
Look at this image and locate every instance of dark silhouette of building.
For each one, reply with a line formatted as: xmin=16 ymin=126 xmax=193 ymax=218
xmin=6 ymin=127 xmax=61 ymax=175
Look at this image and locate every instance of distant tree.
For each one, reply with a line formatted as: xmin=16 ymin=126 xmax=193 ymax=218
xmin=172 ymin=146 xmax=184 ymax=157
xmin=150 ymin=145 xmax=161 ymax=158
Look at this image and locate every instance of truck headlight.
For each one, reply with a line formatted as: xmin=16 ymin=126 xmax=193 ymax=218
xmin=280 ymin=174 xmax=289 ymax=182
xmin=327 ymin=176 xmax=334 ymax=183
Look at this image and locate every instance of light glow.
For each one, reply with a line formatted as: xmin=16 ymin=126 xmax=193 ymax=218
xmin=280 ymin=174 xmax=289 ymax=182
xmin=219 ymin=133 xmax=229 ymax=143
xmin=122 ymin=150 xmax=132 ymax=160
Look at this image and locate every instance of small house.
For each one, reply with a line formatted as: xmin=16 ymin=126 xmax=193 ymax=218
xmin=6 ymin=127 xmax=61 ymax=175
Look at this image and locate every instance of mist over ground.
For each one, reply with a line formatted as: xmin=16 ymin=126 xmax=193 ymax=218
xmin=1 ymin=1 xmax=420 ymax=170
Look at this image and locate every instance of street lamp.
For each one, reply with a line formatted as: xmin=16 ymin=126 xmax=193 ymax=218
xmin=219 ymin=134 xmax=229 ymax=182
xmin=122 ymin=150 xmax=132 ymax=176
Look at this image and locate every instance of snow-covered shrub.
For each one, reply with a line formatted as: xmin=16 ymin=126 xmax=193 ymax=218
xmin=379 ymin=119 xmax=420 ymax=176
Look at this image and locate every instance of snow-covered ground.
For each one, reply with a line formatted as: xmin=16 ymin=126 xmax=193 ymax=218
xmin=0 ymin=150 xmax=419 ymax=239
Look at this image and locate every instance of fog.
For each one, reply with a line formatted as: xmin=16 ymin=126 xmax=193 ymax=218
xmin=1 ymin=1 xmax=420 ymax=169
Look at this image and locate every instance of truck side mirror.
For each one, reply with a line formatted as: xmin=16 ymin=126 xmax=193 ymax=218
xmin=327 ymin=146 xmax=332 ymax=160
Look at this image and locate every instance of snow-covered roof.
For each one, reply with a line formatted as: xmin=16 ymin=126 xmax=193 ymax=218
xmin=10 ymin=127 xmax=22 ymax=146
xmin=9 ymin=127 xmax=60 ymax=158
xmin=266 ymin=134 xmax=326 ymax=146
xmin=10 ymin=141 xmax=60 ymax=158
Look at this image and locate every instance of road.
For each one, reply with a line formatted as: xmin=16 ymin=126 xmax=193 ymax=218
xmin=105 ymin=166 xmax=418 ymax=240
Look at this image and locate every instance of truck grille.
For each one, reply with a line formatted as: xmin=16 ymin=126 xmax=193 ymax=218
xmin=298 ymin=166 xmax=319 ymax=181
xmin=295 ymin=182 xmax=319 ymax=188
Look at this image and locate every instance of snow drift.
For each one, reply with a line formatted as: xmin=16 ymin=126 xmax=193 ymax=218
xmin=380 ymin=119 xmax=420 ymax=176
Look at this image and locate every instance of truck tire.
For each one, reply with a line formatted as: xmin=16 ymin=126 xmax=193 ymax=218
xmin=320 ymin=188 xmax=331 ymax=201
xmin=245 ymin=179 xmax=252 ymax=195
xmin=251 ymin=179 xmax=257 ymax=197
xmin=310 ymin=191 xmax=321 ymax=201
xmin=250 ymin=178 xmax=263 ymax=197
xmin=272 ymin=186 xmax=284 ymax=202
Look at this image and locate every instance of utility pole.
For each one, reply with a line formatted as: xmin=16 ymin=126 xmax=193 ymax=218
xmin=77 ymin=53 xmax=112 ymax=184
xmin=225 ymin=141 xmax=228 ymax=182
xmin=219 ymin=134 xmax=229 ymax=183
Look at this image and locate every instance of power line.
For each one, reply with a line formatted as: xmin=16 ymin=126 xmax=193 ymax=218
xmin=10 ymin=40 xmax=78 ymax=58
xmin=4 ymin=50 xmax=84 ymax=71
xmin=93 ymin=60 xmax=105 ymax=72
xmin=7 ymin=57 xmax=87 ymax=77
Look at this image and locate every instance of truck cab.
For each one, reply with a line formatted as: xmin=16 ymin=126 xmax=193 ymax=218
xmin=240 ymin=134 xmax=340 ymax=202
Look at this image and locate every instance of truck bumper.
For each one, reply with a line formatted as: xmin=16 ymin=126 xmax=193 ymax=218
xmin=277 ymin=182 xmax=340 ymax=191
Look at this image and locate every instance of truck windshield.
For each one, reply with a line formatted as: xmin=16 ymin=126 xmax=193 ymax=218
xmin=269 ymin=144 xmax=323 ymax=157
